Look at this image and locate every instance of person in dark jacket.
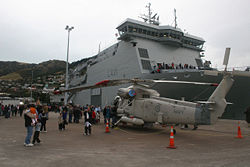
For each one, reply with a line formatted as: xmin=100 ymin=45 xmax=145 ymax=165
xmin=4 ymin=105 xmax=10 ymax=118
xmin=19 ymin=105 xmax=24 ymax=117
xmin=103 ymin=106 xmax=107 ymax=124
xmin=73 ymin=106 xmax=81 ymax=123
xmin=68 ymin=105 xmax=73 ymax=123
xmin=62 ymin=109 xmax=68 ymax=129
xmin=105 ymin=106 xmax=111 ymax=126
xmin=39 ymin=111 xmax=48 ymax=132
xmin=24 ymin=106 xmax=36 ymax=147
xmin=111 ymin=106 xmax=118 ymax=128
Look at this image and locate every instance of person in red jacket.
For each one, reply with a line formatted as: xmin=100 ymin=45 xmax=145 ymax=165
xmin=92 ymin=110 xmax=96 ymax=124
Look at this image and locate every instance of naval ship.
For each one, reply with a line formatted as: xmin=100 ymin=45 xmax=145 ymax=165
xmin=68 ymin=4 xmax=250 ymax=120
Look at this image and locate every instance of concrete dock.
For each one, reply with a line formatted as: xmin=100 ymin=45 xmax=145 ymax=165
xmin=0 ymin=112 xmax=250 ymax=167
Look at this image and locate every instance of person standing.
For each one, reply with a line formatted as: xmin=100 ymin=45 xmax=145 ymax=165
xmin=5 ymin=105 xmax=10 ymax=118
xmin=19 ymin=104 xmax=24 ymax=117
xmin=92 ymin=109 xmax=96 ymax=124
xmin=111 ymin=105 xmax=118 ymax=128
xmin=103 ymin=106 xmax=107 ymax=124
xmin=62 ymin=109 xmax=68 ymax=129
xmin=83 ymin=109 xmax=92 ymax=135
xmin=73 ymin=105 xmax=81 ymax=123
xmin=24 ymin=106 xmax=36 ymax=147
xmin=68 ymin=105 xmax=73 ymax=123
xmin=11 ymin=105 xmax=15 ymax=117
xmin=58 ymin=112 xmax=64 ymax=131
xmin=14 ymin=105 xmax=17 ymax=117
xmin=106 ymin=106 xmax=111 ymax=126
xmin=0 ymin=103 xmax=3 ymax=116
xmin=39 ymin=111 xmax=47 ymax=132
xmin=32 ymin=119 xmax=41 ymax=144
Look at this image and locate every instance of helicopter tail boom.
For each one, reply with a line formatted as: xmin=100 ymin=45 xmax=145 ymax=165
xmin=208 ymin=75 xmax=234 ymax=124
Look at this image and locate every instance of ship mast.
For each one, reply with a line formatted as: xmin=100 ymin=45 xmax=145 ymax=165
xmin=139 ymin=3 xmax=160 ymax=25
xmin=147 ymin=3 xmax=152 ymax=24
xmin=174 ymin=8 xmax=177 ymax=29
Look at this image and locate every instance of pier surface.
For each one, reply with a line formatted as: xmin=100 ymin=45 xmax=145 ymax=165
xmin=0 ymin=112 xmax=250 ymax=167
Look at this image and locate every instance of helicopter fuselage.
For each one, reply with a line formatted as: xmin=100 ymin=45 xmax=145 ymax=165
xmin=118 ymin=96 xmax=211 ymax=126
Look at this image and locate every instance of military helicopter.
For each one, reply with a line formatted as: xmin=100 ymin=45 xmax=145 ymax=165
xmin=59 ymin=48 xmax=250 ymax=132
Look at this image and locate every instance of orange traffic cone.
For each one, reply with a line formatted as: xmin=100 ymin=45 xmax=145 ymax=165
xmin=105 ymin=121 xmax=110 ymax=133
xmin=236 ymin=121 xmax=243 ymax=139
xmin=167 ymin=126 xmax=176 ymax=149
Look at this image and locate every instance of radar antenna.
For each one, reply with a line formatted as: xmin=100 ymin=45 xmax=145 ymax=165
xmin=139 ymin=3 xmax=160 ymax=25
xmin=174 ymin=8 xmax=177 ymax=28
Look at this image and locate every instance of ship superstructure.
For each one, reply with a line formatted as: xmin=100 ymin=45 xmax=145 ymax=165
xmin=67 ymin=4 xmax=250 ymax=120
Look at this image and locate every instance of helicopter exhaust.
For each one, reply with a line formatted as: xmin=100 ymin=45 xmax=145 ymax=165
xmin=119 ymin=116 xmax=144 ymax=125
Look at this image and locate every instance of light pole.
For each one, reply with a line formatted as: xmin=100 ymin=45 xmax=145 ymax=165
xmin=64 ymin=25 xmax=74 ymax=105
xmin=31 ymin=70 xmax=33 ymax=102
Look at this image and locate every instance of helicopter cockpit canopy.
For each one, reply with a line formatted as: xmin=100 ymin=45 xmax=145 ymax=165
xmin=132 ymin=85 xmax=160 ymax=98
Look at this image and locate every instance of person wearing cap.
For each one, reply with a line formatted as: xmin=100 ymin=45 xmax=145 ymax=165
xmin=24 ymin=105 xmax=37 ymax=147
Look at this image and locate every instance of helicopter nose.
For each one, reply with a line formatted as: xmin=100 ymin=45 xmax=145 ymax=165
xmin=117 ymin=108 xmax=124 ymax=114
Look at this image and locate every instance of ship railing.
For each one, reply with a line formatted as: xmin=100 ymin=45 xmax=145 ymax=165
xmin=160 ymin=68 xmax=199 ymax=73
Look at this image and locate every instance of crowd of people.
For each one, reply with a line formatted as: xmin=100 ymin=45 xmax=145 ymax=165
xmin=152 ymin=62 xmax=197 ymax=73
xmin=0 ymin=102 xmax=118 ymax=147
xmin=0 ymin=103 xmax=25 ymax=118
xmin=56 ymin=104 xmax=118 ymax=134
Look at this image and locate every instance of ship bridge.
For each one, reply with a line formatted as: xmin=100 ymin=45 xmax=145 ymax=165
xmin=117 ymin=18 xmax=205 ymax=51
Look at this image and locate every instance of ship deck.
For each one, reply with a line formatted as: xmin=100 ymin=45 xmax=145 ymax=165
xmin=1 ymin=112 xmax=250 ymax=167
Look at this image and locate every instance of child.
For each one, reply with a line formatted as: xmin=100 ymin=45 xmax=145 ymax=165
xmin=32 ymin=119 xmax=41 ymax=144
xmin=58 ymin=112 xmax=64 ymax=131
xmin=30 ymin=107 xmax=37 ymax=126
xmin=83 ymin=109 xmax=92 ymax=135
xmin=84 ymin=121 xmax=92 ymax=135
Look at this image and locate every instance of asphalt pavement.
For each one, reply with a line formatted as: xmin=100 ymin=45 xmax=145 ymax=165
xmin=0 ymin=112 xmax=250 ymax=167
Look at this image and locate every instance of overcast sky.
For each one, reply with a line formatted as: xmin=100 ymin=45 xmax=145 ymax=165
xmin=0 ymin=0 xmax=249 ymax=69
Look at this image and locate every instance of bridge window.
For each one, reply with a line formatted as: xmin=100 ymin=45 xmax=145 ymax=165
xmin=138 ymin=48 xmax=149 ymax=58
xmin=141 ymin=59 xmax=152 ymax=70
xmin=128 ymin=26 xmax=133 ymax=32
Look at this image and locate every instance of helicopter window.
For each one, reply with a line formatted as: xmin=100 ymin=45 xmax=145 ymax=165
xmin=142 ymin=94 xmax=150 ymax=98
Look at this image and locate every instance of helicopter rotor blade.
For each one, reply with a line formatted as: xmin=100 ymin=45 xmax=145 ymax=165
xmin=204 ymin=70 xmax=219 ymax=76
xmin=150 ymin=80 xmax=218 ymax=86
xmin=223 ymin=47 xmax=231 ymax=68
xmin=59 ymin=78 xmax=218 ymax=94
xmin=232 ymin=70 xmax=250 ymax=77
xmin=60 ymin=79 xmax=133 ymax=93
